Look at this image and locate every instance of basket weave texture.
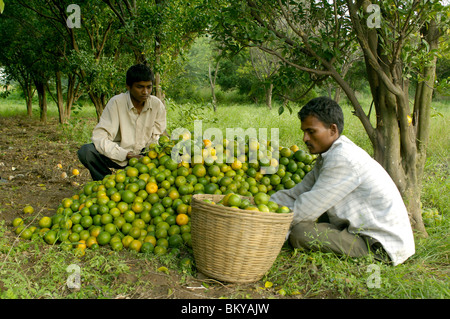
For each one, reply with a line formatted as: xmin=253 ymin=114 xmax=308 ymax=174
xmin=190 ymin=194 xmax=293 ymax=283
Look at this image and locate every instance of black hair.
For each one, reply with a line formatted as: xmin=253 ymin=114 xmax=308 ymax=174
xmin=298 ymin=96 xmax=344 ymax=134
xmin=126 ymin=64 xmax=154 ymax=87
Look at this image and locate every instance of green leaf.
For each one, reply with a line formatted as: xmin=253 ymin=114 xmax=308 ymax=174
xmin=0 ymin=0 xmax=4 ymax=14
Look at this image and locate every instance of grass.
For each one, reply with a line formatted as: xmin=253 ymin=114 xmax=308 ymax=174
xmin=0 ymin=90 xmax=449 ymax=299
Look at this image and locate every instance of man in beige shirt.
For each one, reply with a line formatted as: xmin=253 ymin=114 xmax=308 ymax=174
xmin=78 ymin=64 xmax=167 ymax=181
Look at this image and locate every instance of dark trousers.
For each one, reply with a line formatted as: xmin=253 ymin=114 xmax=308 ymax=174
xmin=289 ymin=217 xmax=391 ymax=263
xmin=77 ymin=143 xmax=125 ymax=181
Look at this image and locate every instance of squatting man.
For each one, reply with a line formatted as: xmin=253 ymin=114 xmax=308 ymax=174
xmin=270 ymin=97 xmax=415 ymax=266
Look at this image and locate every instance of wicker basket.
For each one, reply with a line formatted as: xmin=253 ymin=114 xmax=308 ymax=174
xmin=190 ymin=194 xmax=293 ymax=283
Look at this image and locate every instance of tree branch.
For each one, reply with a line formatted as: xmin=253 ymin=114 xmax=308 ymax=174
xmin=254 ymin=44 xmax=332 ymax=76
xmin=246 ymin=0 xmax=312 ymax=58
xmin=346 ymin=0 xmax=403 ymax=97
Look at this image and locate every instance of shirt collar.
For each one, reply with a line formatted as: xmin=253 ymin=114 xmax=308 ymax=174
xmin=319 ymin=135 xmax=345 ymax=160
xmin=126 ymin=91 xmax=152 ymax=112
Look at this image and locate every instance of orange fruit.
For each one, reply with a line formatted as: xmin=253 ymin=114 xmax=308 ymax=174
xmin=97 ymin=231 xmax=111 ymax=245
xmin=155 ymin=228 xmax=168 ymax=239
xmin=117 ymin=201 xmax=129 ymax=213
xmin=68 ymin=232 xmax=80 ymax=243
xmin=104 ymin=223 xmax=118 ymax=235
xmin=129 ymin=226 xmax=142 ymax=239
xmin=203 ymin=139 xmax=212 ymax=147
xmin=231 ymin=159 xmax=242 ymax=170
xmin=79 ymin=230 xmax=90 ymax=241
xmin=143 ymin=235 xmax=157 ymax=246
xmin=290 ymin=145 xmax=300 ymax=153
xmin=192 ymin=164 xmax=207 ymax=177
xmin=121 ymin=235 xmax=134 ymax=248
xmin=12 ymin=217 xmax=24 ymax=228
xmin=121 ymin=190 xmax=136 ymax=204
xmin=111 ymin=241 xmax=124 ymax=252
xmin=39 ymin=216 xmax=52 ymax=229
xmin=227 ymin=194 xmax=242 ymax=207
xmin=176 ymin=203 xmax=189 ymax=214
xmin=77 ymin=240 xmax=87 ymax=250
xmin=276 ymin=206 xmax=291 ymax=214
xmin=168 ymin=234 xmax=183 ymax=248
xmin=280 ymin=147 xmax=292 ymax=158
xmin=86 ymin=236 xmax=98 ymax=248
xmin=100 ymin=213 xmax=113 ymax=225
xmin=20 ymin=228 xmax=33 ymax=240
xmin=126 ymin=167 xmax=139 ymax=177
xmin=154 ymin=245 xmax=167 ymax=255
xmin=176 ymin=213 xmax=189 ymax=226
xmin=132 ymin=218 xmax=146 ymax=229
xmin=207 ymin=165 xmax=221 ymax=177
xmin=131 ymin=201 xmax=144 ymax=213
xmin=177 ymin=166 xmax=189 ymax=177
xmin=126 ymin=182 xmax=140 ymax=193
xmin=129 ymin=239 xmax=142 ymax=252
xmin=115 ymin=172 xmax=126 ymax=183
xmin=147 ymin=149 xmax=158 ymax=159
xmin=168 ymin=189 xmax=180 ymax=201
xmin=23 ymin=205 xmax=34 ymax=214
xmin=141 ymin=242 xmax=154 ymax=254
xmin=145 ymin=182 xmax=158 ymax=194
xmin=90 ymin=226 xmax=102 ymax=238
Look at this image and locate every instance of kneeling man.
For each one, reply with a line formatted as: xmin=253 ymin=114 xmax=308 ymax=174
xmin=270 ymin=97 xmax=415 ymax=266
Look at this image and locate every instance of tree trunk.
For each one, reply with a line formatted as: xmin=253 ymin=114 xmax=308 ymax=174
xmin=65 ymin=73 xmax=81 ymax=121
xmin=89 ymin=91 xmax=106 ymax=121
xmin=35 ymin=81 xmax=47 ymax=124
xmin=25 ymin=85 xmax=34 ymax=117
xmin=55 ymin=70 xmax=66 ymax=124
xmin=154 ymin=1 xmax=164 ymax=103
xmin=18 ymin=76 xmax=34 ymax=117
xmin=209 ymin=60 xmax=220 ymax=112
xmin=344 ymin=14 xmax=441 ymax=238
xmin=265 ymin=83 xmax=273 ymax=110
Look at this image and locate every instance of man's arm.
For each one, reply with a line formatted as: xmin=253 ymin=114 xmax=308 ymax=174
xmin=270 ymin=164 xmax=317 ymax=209
xmin=92 ymin=101 xmax=129 ymax=162
xmin=150 ymin=100 xmax=167 ymax=143
xmin=290 ymin=157 xmax=360 ymax=225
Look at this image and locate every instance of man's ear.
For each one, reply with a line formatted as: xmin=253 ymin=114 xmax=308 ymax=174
xmin=330 ymin=123 xmax=339 ymax=136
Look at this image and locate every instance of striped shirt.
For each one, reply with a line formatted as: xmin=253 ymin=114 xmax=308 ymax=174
xmin=270 ymin=135 xmax=415 ymax=265
xmin=92 ymin=92 xmax=166 ymax=167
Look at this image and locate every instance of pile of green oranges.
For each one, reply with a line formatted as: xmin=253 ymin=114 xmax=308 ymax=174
xmin=12 ymin=134 xmax=316 ymax=257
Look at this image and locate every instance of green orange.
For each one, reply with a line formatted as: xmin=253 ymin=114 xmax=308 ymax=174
xmin=97 ymin=231 xmax=111 ymax=245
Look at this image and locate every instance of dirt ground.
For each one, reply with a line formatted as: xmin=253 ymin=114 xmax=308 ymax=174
xmin=0 ymin=116 xmax=294 ymax=300
xmin=0 ymin=116 xmax=85 ymax=224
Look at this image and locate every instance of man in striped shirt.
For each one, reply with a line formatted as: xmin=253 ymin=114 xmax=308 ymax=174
xmin=270 ymin=97 xmax=415 ymax=266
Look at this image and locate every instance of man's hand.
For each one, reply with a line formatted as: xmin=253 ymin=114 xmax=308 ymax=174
xmin=126 ymin=152 xmax=143 ymax=160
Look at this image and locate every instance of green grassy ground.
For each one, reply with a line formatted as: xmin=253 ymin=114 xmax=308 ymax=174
xmin=0 ymin=92 xmax=448 ymax=299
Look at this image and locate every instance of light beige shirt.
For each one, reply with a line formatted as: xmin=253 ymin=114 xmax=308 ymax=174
xmin=270 ymin=136 xmax=415 ymax=266
xmin=92 ymin=91 xmax=166 ymax=167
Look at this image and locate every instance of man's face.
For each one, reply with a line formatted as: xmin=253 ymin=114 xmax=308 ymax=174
xmin=127 ymin=80 xmax=153 ymax=105
xmin=301 ymin=115 xmax=339 ymax=154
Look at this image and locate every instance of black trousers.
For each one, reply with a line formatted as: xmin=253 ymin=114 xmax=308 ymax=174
xmin=77 ymin=143 xmax=125 ymax=181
